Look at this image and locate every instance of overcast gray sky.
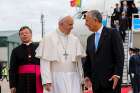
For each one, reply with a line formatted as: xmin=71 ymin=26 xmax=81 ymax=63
xmin=0 ymin=0 xmax=119 ymax=41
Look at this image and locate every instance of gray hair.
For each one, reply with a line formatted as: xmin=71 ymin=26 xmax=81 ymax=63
xmin=88 ymin=10 xmax=102 ymax=23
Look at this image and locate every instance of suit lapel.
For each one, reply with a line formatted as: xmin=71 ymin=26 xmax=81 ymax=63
xmin=91 ymin=33 xmax=96 ymax=53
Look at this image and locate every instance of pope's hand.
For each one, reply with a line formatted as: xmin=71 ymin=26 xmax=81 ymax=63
xmin=45 ymin=83 xmax=52 ymax=92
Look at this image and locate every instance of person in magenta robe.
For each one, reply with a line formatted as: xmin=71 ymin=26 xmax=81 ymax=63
xmin=9 ymin=26 xmax=43 ymax=93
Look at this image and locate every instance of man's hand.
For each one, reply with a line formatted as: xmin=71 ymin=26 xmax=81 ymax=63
xmin=11 ymin=88 xmax=16 ymax=93
xmin=44 ymin=83 xmax=52 ymax=92
xmin=109 ymin=75 xmax=119 ymax=90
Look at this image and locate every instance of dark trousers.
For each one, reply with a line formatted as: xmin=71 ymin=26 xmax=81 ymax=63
xmin=119 ymin=28 xmax=126 ymax=42
xmin=93 ymin=86 xmax=115 ymax=93
xmin=92 ymin=81 xmax=121 ymax=93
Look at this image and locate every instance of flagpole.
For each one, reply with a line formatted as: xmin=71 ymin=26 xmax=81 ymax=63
xmin=41 ymin=14 xmax=45 ymax=38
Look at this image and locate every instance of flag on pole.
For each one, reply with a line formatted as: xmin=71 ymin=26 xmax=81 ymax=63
xmin=76 ymin=0 xmax=81 ymax=7
xmin=70 ymin=0 xmax=81 ymax=7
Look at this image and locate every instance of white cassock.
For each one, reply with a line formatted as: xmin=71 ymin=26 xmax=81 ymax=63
xmin=36 ymin=29 xmax=86 ymax=93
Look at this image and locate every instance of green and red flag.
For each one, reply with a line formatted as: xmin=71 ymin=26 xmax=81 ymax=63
xmin=70 ymin=0 xmax=81 ymax=7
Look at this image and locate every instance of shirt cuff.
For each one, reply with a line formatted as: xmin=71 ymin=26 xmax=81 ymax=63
xmin=41 ymin=75 xmax=52 ymax=85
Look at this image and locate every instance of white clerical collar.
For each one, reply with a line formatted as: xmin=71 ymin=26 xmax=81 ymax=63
xmin=95 ymin=24 xmax=103 ymax=34
xmin=23 ymin=41 xmax=32 ymax=46
xmin=57 ymin=29 xmax=69 ymax=37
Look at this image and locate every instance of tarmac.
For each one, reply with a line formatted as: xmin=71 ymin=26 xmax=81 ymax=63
xmin=0 ymin=78 xmax=134 ymax=93
xmin=0 ymin=78 xmax=48 ymax=93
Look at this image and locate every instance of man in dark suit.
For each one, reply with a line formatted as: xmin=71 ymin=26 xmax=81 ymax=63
xmin=84 ymin=10 xmax=124 ymax=93
xmin=112 ymin=3 xmax=121 ymax=21
xmin=129 ymin=48 xmax=140 ymax=93
xmin=119 ymin=12 xmax=129 ymax=42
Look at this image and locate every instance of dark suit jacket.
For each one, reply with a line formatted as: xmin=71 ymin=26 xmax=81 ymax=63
xmin=119 ymin=16 xmax=129 ymax=31
xmin=84 ymin=27 xmax=124 ymax=90
xmin=129 ymin=54 xmax=140 ymax=75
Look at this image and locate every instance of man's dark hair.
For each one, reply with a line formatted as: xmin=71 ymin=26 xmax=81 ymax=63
xmin=19 ymin=26 xmax=32 ymax=34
